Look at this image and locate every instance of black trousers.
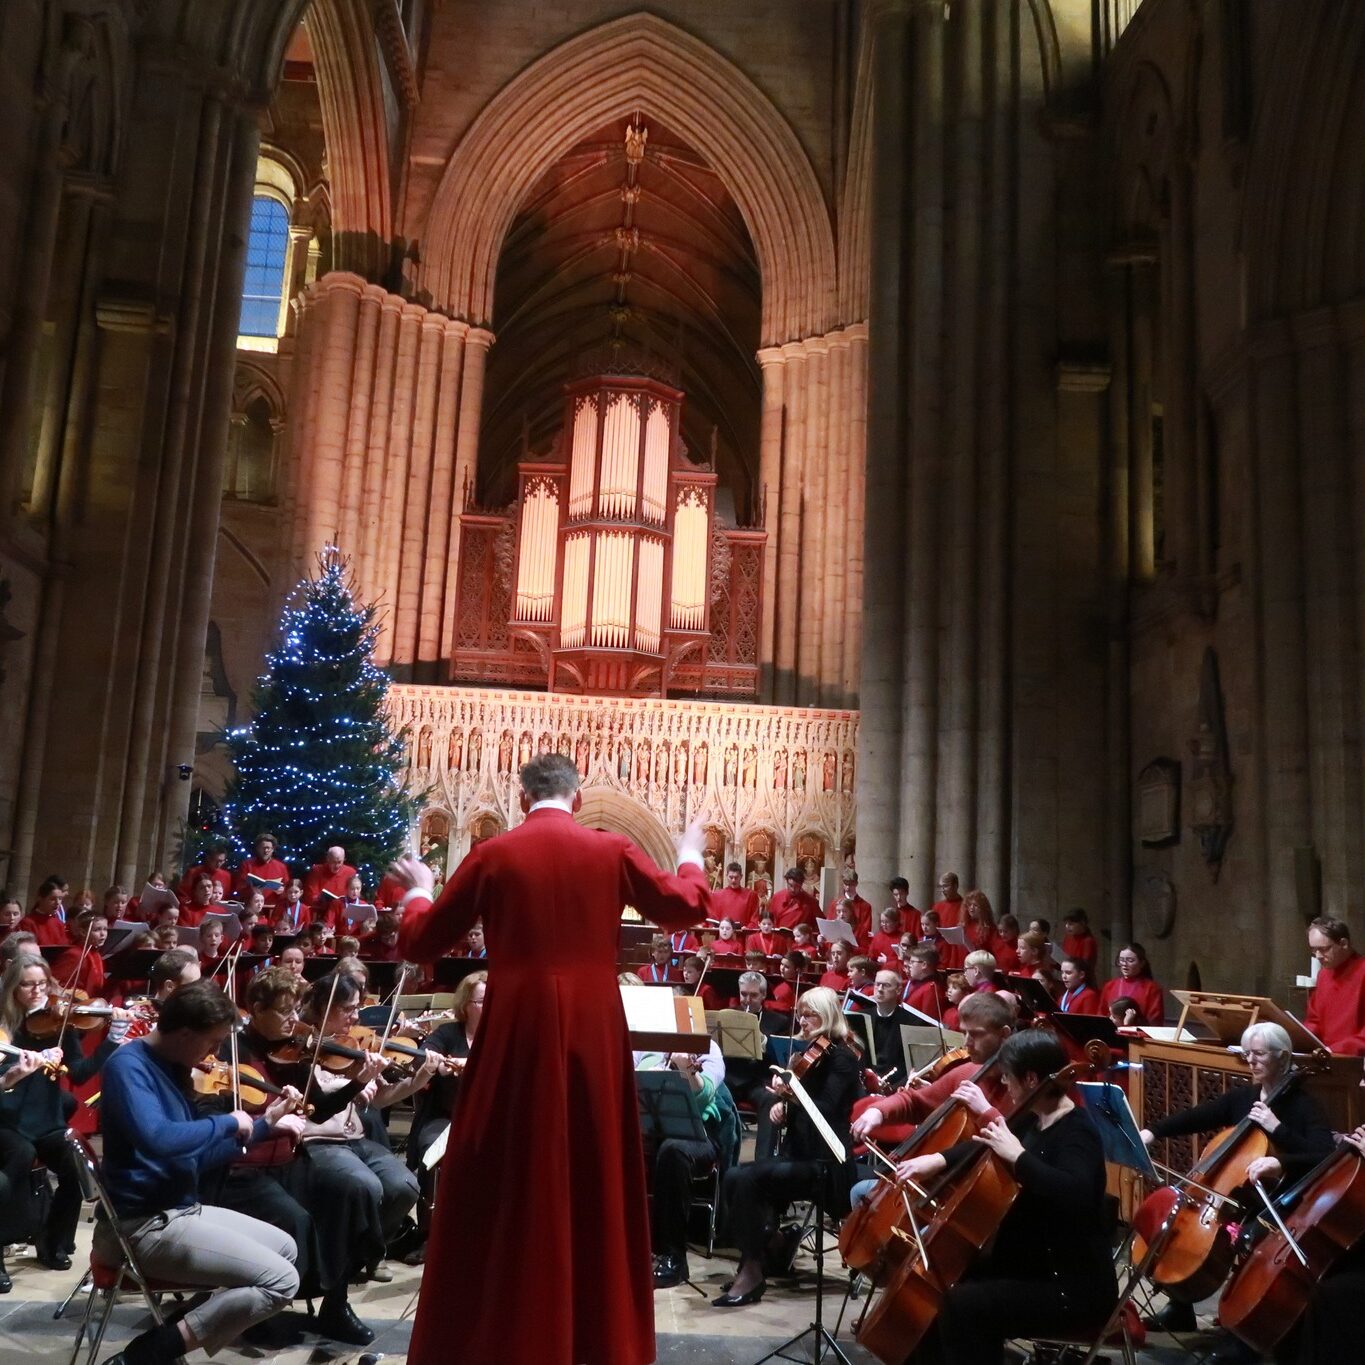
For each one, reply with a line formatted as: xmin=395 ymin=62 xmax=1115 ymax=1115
xmin=722 ymin=1157 xmax=824 ymax=1263
xmin=650 ymin=1136 xmax=717 ymax=1259
xmin=1275 ymin=1253 xmax=1365 ymax=1365
xmin=0 ymin=1127 xmax=82 ymax=1251
xmin=906 ymin=1275 xmax=1117 ymax=1364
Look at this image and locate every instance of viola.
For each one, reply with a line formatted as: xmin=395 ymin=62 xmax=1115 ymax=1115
xmin=855 ymin=1047 xmax=1107 ymax=1362
xmin=1131 ymin=1060 xmax=1325 ymax=1304
xmin=191 ymin=1058 xmax=313 ymax=1116
xmin=1219 ymin=1137 xmax=1365 ymax=1354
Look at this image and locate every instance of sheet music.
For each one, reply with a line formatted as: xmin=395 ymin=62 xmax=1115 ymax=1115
xmin=816 ymin=917 xmax=860 ymax=948
xmin=422 ymin=1123 xmax=450 ymax=1170
xmin=785 ymin=1072 xmax=846 ymax=1163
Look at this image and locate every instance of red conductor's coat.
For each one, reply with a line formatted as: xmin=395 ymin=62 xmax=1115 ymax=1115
xmin=398 ymin=806 xmax=711 ymax=1365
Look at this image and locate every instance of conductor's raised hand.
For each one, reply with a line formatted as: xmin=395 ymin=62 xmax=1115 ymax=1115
xmin=387 ymin=856 xmax=434 ymax=896
xmin=677 ymin=821 xmax=706 ymax=868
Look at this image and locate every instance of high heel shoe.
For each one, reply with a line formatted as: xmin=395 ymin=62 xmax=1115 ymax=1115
xmin=713 ymin=1281 xmax=766 ymax=1308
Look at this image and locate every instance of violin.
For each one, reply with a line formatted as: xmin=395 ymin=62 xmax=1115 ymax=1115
xmin=191 ymin=1058 xmax=313 ymax=1116
xmin=348 ymin=1024 xmax=450 ymax=1076
xmin=23 ymin=989 xmax=116 ymax=1038
xmin=0 ymin=1027 xmax=66 ymax=1079
xmin=1130 ymin=1059 xmax=1326 ymax=1304
xmin=855 ymin=1046 xmax=1108 ymax=1362
xmin=267 ymin=1028 xmax=371 ymax=1073
xmin=1219 ymin=1134 xmax=1365 ymax=1354
xmin=908 ymin=1045 xmax=971 ymax=1089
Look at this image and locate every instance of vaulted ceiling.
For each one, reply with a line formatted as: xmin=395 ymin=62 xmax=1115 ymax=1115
xmin=476 ymin=118 xmax=762 ymax=517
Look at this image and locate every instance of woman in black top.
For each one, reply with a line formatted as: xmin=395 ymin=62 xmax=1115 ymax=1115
xmin=408 ymin=970 xmax=486 ymax=1171
xmin=717 ymin=985 xmax=864 ymax=1307
xmin=1141 ymin=1021 xmax=1334 ymax=1182
xmin=896 ymin=1030 xmax=1118 ymax=1361
xmin=0 ymin=954 xmax=118 ymax=1273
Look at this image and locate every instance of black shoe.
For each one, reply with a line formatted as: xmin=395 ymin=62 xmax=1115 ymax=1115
xmin=34 ymin=1239 xmax=72 ymax=1272
xmin=713 ymin=1281 xmax=766 ymax=1307
xmin=1143 ymin=1300 xmax=1198 ymax=1333
xmin=315 ymin=1300 xmax=376 ymax=1346
xmin=241 ymin=1314 xmax=306 ymax=1347
xmin=653 ymin=1254 xmax=690 ymax=1290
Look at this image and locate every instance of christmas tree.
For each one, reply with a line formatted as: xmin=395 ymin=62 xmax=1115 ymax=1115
xmin=214 ymin=549 xmax=420 ymax=886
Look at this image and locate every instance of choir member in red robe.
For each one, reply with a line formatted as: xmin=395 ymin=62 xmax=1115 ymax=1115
xmin=769 ymin=952 xmax=805 ymax=1015
xmin=867 ymin=908 xmax=904 ymax=967
xmin=667 ymin=926 xmax=701 ymax=955
xmin=272 ymin=879 xmax=307 ymax=933
xmin=962 ymin=889 xmax=999 ymax=955
xmin=390 ymin=753 xmax=712 ymax=1365
xmin=681 ymin=955 xmax=723 ymax=1012
xmin=1098 ymin=942 xmax=1165 ymax=1025
xmin=993 ymin=914 xmax=1022 ymax=973
xmin=641 ymin=936 xmax=677 ymax=984
xmin=177 ymin=875 xmax=215 ymax=929
xmin=930 ymin=871 xmax=966 ymax=968
xmin=0 ymin=894 xmax=20 ymax=949
xmin=819 ymin=940 xmax=852 ymax=992
xmin=1058 ymin=954 xmax=1101 ymax=1014
xmin=712 ymin=861 xmax=760 ymax=928
xmin=302 ymin=846 xmax=358 ymax=921
xmin=232 ymin=832 xmax=289 ymax=910
xmin=708 ymin=917 xmax=746 ymax=958
xmin=50 ymin=910 xmax=108 ymax=996
xmin=888 ymin=877 xmax=922 ymax=941
xmin=1061 ymin=908 xmax=1098 ymax=967
xmin=745 ymin=911 xmax=788 ymax=959
xmin=177 ymin=847 xmax=232 ymax=902
xmin=942 ymin=973 xmax=967 ymax=1030
xmin=825 ymin=869 xmax=874 ymax=941
xmin=1304 ymin=917 xmax=1365 ymax=1055
xmin=769 ymin=868 xmax=820 ymax=931
xmin=902 ymin=946 xmax=944 ymax=1018
xmin=17 ymin=876 xmax=69 ymax=947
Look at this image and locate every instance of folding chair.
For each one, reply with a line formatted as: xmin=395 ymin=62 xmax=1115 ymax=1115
xmin=1016 ymin=1301 xmax=1146 ymax=1365
xmin=688 ymin=1160 xmax=722 ymax=1257
xmin=62 ymin=1131 xmax=204 ymax=1365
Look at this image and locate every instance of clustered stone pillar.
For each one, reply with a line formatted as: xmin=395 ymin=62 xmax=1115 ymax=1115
xmin=755 ymin=324 xmax=867 ymax=710
xmin=285 ymin=272 xmax=493 ymax=679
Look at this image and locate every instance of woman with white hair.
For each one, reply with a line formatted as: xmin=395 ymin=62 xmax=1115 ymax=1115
xmin=716 ymin=986 xmax=863 ymax=1307
xmin=1137 ymin=1020 xmax=1335 ymax=1343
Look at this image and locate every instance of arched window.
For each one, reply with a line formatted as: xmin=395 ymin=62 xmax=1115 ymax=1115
xmin=239 ymin=195 xmax=290 ymax=338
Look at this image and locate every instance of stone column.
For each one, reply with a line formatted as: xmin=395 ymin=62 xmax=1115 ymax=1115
xmin=357 ymin=293 xmax=404 ymax=595
xmin=439 ymin=325 xmax=493 ymax=663
xmin=337 ymin=283 xmax=384 ymax=555
xmin=775 ymin=340 xmax=807 ymax=704
xmin=797 ymin=335 xmax=829 ymax=706
xmin=756 ymin=346 xmax=787 ymax=700
xmin=822 ymin=331 xmax=850 ymax=708
xmin=843 ymin=325 xmax=869 ymax=706
xmin=157 ymin=109 xmax=263 ymax=868
xmin=417 ymin=319 xmax=467 ymax=680
xmin=857 ymin=0 xmax=914 ymax=905
xmin=899 ymin=0 xmax=947 ymax=904
xmin=1344 ymin=303 xmax=1365 ymax=887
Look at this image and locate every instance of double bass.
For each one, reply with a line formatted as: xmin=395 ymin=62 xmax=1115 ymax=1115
xmin=854 ymin=1047 xmax=1106 ymax=1362
xmin=1130 ymin=1061 xmax=1323 ymax=1304
xmin=1218 ymin=1133 xmax=1365 ymax=1354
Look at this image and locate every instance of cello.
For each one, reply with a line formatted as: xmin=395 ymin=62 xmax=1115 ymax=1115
xmin=837 ymin=1050 xmax=988 ymax=1275
xmin=1218 ymin=1131 xmax=1365 ymax=1354
xmin=854 ymin=1045 xmax=1107 ymax=1362
xmin=1130 ymin=1058 xmax=1325 ymax=1304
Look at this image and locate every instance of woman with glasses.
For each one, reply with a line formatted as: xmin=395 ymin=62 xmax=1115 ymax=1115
xmin=716 ymin=985 xmax=864 ymax=1307
xmin=1099 ymin=941 xmax=1166 ymax=1025
xmin=1137 ymin=1021 xmax=1334 ymax=1343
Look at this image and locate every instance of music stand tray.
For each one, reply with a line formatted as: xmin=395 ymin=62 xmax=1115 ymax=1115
xmin=1171 ymin=989 xmax=1326 ymax=1054
xmin=707 ymin=1009 xmax=765 ymax=1061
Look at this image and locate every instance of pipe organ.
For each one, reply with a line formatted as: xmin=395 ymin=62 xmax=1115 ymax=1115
xmin=451 ymin=372 xmax=765 ymax=697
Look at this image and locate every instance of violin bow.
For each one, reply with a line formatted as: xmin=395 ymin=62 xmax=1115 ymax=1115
xmin=377 ymin=963 xmax=409 ymax=1061
xmin=299 ymin=971 xmax=342 ymax=1114
xmin=226 ymin=966 xmax=242 ymax=1113
xmin=51 ymin=918 xmax=98 ymax=1059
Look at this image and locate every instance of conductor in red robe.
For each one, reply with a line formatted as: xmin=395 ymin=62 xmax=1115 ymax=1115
xmin=391 ymin=753 xmax=712 ymax=1365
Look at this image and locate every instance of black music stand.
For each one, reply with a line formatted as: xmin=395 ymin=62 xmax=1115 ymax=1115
xmin=637 ymin=1071 xmax=710 ymax=1298
xmin=752 ymin=1166 xmax=854 ymax=1365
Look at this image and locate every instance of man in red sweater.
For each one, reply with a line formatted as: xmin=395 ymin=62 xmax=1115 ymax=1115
xmin=303 ymin=846 xmax=358 ymax=920
xmin=1305 ymin=916 xmax=1365 ymax=1055
xmin=849 ymin=991 xmax=1013 ymax=1145
xmin=825 ymin=869 xmax=874 ymax=941
xmin=711 ymin=862 xmax=759 ymax=928
xmin=769 ymin=868 xmax=820 ymax=931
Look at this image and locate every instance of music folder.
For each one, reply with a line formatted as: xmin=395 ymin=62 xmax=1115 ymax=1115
xmin=621 ymin=984 xmax=710 ymax=1053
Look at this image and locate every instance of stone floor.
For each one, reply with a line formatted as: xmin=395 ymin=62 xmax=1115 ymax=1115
xmin=4 ymin=1221 xmax=1232 ymax=1364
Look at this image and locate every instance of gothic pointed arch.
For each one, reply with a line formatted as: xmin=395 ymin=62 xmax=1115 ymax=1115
xmin=574 ymin=787 xmax=676 ymax=871
xmin=418 ymin=12 xmax=838 ymax=345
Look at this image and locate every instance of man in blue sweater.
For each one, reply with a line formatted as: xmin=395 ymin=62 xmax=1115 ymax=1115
xmin=96 ymin=980 xmax=304 ymax=1365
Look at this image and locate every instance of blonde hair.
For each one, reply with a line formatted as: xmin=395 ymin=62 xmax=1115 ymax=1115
xmin=964 ymin=949 xmax=998 ymax=975
xmin=618 ymin=970 xmax=644 ymax=987
xmin=450 ymin=970 xmax=488 ymax=1022
xmin=0 ymin=954 xmax=51 ymax=1035
xmin=797 ymin=985 xmax=850 ymax=1042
